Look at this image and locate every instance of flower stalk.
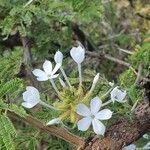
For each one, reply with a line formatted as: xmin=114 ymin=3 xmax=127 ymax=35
xmin=78 ymin=63 xmax=82 ymax=86
xmin=101 ymin=99 xmax=112 ymax=107
xmin=60 ymin=67 xmax=72 ymax=88
xmin=59 ymin=77 xmax=67 ymax=88
xmin=50 ymin=79 xmax=61 ymax=98
xmin=39 ymin=101 xmax=56 ymax=110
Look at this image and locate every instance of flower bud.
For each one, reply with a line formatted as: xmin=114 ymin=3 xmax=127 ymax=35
xmin=54 ymin=50 xmax=63 ymax=65
xmin=46 ymin=118 xmax=62 ymax=126
xmin=93 ymin=73 xmax=100 ymax=85
xmin=70 ymin=45 xmax=85 ymax=64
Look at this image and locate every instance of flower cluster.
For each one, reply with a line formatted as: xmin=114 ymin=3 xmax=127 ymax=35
xmin=22 ymin=45 xmax=127 ymax=135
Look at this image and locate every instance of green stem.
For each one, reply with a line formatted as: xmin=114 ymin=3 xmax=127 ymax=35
xmin=78 ymin=63 xmax=82 ymax=86
xmin=101 ymin=99 xmax=112 ymax=107
xmin=50 ymin=79 xmax=61 ymax=99
xmin=60 ymin=67 xmax=72 ymax=88
xmin=40 ymin=101 xmax=56 ymax=110
xmin=101 ymin=87 xmax=113 ymax=100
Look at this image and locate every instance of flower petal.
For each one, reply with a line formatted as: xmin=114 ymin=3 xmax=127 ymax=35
xmin=23 ymin=91 xmax=40 ymax=103
xmin=70 ymin=45 xmax=85 ymax=64
xmin=23 ymin=86 xmax=40 ymax=104
xmin=95 ymin=109 xmax=112 ymax=120
xmin=90 ymin=96 xmax=102 ymax=115
xmin=26 ymin=86 xmax=39 ymax=97
xmin=111 ymin=87 xmax=126 ymax=103
xmin=37 ymin=76 xmax=48 ymax=81
xmin=92 ymin=118 xmax=106 ymax=135
xmin=50 ymin=74 xmax=59 ymax=79
xmin=22 ymin=101 xmax=38 ymax=108
xmin=32 ymin=69 xmax=46 ymax=77
xmin=76 ymin=104 xmax=91 ymax=116
xmin=77 ymin=117 xmax=92 ymax=131
xmin=143 ymin=134 xmax=149 ymax=139
xmin=51 ymin=63 xmax=61 ymax=75
xmin=122 ymin=144 xmax=136 ymax=150
xmin=43 ymin=60 xmax=52 ymax=74
xmin=143 ymin=142 xmax=150 ymax=150
xmin=54 ymin=51 xmax=63 ymax=64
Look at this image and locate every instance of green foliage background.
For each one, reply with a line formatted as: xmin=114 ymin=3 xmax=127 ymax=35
xmin=0 ymin=0 xmax=149 ymax=149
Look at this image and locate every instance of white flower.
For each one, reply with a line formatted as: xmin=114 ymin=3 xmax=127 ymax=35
xmin=143 ymin=142 xmax=150 ymax=150
xmin=46 ymin=118 xmax=62 ymax=126
xmin=70 ymin=45 xmax=85 ymax=64
xmin=70 ymin=45 xmax=85 ymax=86
xmin=32 ymin=60 xmax=61 ymax=81
xmin=143 ymin=134 xmax=149 ymax=139
xmin=76 ymin=97 xmax=112 ymax=135
xmin=54 ymin=51 xmax=63 ymax=65
xmin=110 ymin=87 xmax=126 ymax=103
xmin=122 ymin=144 xmax=136 ymax=150
xmin=22 ymin=86 xmax=40 ymax=108
xmin=22 ymin=86 xmax=55 ymax=109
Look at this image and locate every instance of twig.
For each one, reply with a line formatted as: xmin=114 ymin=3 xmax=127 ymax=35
xmin=115 ymin=45 xmax=134 ymax=55
xmin=86 ymin=51 xmax=131 ymax=67
xmin=21 ymin=37 xmax=41 ymax=90
xmin=134 ymin=64 xmax=142 ymax=85
xmin=86 ymin=51 xmax=150 ymax=82
xmin=8 ymin=111 xmax=85 ymax=147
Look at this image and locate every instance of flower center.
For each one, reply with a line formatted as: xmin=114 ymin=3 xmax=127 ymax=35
xmin=91 ymin=114 xmax=95 ymax=119
xmin=114 ymin=95 xmax=119 ymax=99
xmin=47 ymin=74 xmax=51 ymax=78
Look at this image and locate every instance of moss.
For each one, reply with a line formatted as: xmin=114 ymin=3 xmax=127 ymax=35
xmin=129 ymin=43 xmax=150 ymax=68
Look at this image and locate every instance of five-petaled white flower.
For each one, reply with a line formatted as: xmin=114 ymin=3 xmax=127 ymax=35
xmin=110 ymin=87 xmax=126 ymax=103
xmin=54 ymin=51 xmax=63 ymax=65
xmin=22 ymin=86 xmax=40 ymax=108
xmin=76 ymin=97 xmax=112 ymax=135
xmin=70 ymin=45 xmax=85 ymax=64
xmin=32 ymin=60 xmax=61 ymax=81
xmin=143 ymin=134 xmax=149 ymax=139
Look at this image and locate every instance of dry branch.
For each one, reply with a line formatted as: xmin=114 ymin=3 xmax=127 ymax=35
xmin=21 ymin=37 xmax=41 ymax=90
xmin=8 ymin=112 xmax=85 ymax=147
